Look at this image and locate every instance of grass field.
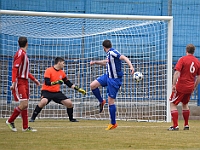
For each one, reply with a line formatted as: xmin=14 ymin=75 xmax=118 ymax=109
xmin=0 ymin=118 xmax=200 ymax=150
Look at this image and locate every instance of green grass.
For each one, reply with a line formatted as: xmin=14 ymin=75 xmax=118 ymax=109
xmin=0 ymin=119 xmax=200 ymax=150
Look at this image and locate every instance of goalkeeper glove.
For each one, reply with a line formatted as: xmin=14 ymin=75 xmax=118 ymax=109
xmin=51 ymin=80 xmax=63 ymax=85
xmin=74 ymin=86 xmax=86 ymax=95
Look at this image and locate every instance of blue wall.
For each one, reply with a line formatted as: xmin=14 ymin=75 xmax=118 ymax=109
xmin=1 ymin=0 xmax=166 ymax=15
xmin=1 ymin=0 xmax=200 ymax=61
xmin=172 ymin=0 xmax=200 ymax=60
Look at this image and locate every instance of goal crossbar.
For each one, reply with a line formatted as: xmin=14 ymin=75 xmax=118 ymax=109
xmin=0 ymin=10 xmax=173 ymax=20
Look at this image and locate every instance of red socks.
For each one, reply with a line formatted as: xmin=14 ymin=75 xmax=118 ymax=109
xmin=171 ymin=110 xmax=178 ymax=127
xmin=8 ymin=107 xmax=21 ymax=123
xmin=21 ymin=109 xmax=28 ymax=129
xmin=8 ymin=107 xmax=28 ymax=129
xmin=182 ymin=110 xmax=190 ymax=126
xmin=171 ymin=109 xmax=190 ymax=127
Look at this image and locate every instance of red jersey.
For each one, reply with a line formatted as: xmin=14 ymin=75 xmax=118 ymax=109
xmin=12 ymin=48 xmax=29 ymax=81
xmin=175 ymin=55 xmax=200 ymax=93
xmin=42 ymin=67 xmax=67 ymax=92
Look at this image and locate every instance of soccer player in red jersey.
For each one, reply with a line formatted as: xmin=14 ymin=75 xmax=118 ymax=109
xmin=29 ymin=57 xmax=86 ymax=122
xmin=168 ymin=44 xmax=200 ymax=131
xmin=6 ymin=36 xmax=40 ymax=132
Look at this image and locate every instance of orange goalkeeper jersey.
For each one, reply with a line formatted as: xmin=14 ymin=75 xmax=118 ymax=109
xmin=42 ymin=67 xmax=66 ymax=92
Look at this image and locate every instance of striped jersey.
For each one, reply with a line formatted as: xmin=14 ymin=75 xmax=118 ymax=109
xmin=13 ymin=48 xmax=29 ymax=80
xmin=106 ymin=48 xmax=123 ymax=78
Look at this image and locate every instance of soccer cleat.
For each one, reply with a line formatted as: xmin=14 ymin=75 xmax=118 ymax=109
xmin=105 ymin=123 xmax=118 ymax=130
xmin=6 ymin=120 xmax=17 ymax=132
xmin=167 ymin=126 xmax=179 ymax=131
xmin=70 ymin=119 xmax=79 ymax=122
xmin=29 ymin=118 xmax=35 ymax=122
xmin=99 ymin=100 xmax=106 ymax=113
xmin=183 ymin=125 xmax=189 ymax=130
xmin=22 ymin=127 xmax=37 ymax=132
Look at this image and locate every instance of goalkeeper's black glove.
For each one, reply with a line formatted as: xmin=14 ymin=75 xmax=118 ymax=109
xmin=51 ymin=80 xmax=63 ymax=85
xmin=74 ymin=86 xmax=86 ymax=95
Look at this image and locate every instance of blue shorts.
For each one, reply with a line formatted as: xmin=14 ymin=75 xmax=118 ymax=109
xmin=97 ymin=74 xmax=122 ymax=99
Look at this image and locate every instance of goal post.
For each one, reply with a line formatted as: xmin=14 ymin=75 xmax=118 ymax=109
xmin=0 ymin=10 xmax=173 ymax=122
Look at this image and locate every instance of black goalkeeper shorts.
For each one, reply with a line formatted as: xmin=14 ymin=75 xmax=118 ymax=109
xmin=41 ymin=90 xmax=69 ymax=105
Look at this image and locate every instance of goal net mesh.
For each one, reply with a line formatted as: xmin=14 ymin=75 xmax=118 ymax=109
xmin=0 ymin=13 xmax=169 ymax=121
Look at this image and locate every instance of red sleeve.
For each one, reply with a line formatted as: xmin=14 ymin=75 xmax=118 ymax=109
xmin=13 ymin=51 xmax=23 ymax=68
xmin=28 ymin=73 xmax=35 ymax=81
xmin=12 ymin=67 xmax=18 ymax=82
xmin=175 ymin=57 xmax=183 ymax=71
xmin=12 ymin=50 xmax=23 ymax=82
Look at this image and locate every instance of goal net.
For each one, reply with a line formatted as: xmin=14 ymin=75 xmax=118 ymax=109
xmin=0 ymin=10 xmax=173 ymax=122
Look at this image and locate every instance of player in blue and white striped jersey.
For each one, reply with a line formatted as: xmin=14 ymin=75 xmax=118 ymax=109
xmin=90 ymin=40 xmax=134 ymax=130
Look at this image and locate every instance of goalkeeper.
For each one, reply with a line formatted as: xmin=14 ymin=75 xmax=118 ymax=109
xmin=29 ymin=57 xmax=86 ymax=122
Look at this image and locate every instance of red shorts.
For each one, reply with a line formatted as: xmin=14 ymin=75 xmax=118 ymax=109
xmin=12 ymin=78 xmax=29 ymax=102
xmin=169 ymin=91 xmax=191 ymax=105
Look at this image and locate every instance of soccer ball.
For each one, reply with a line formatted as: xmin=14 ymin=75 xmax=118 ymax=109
xmin=133 ymin=72 xmax=143 ymax=82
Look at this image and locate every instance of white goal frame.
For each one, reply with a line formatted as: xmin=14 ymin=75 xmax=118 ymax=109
xmin=0 ymin=10 xmax=173 ymax=122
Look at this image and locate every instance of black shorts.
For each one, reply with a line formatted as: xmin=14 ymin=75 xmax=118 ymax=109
xmin=41 ymin=90 xmax=68 ymax=105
